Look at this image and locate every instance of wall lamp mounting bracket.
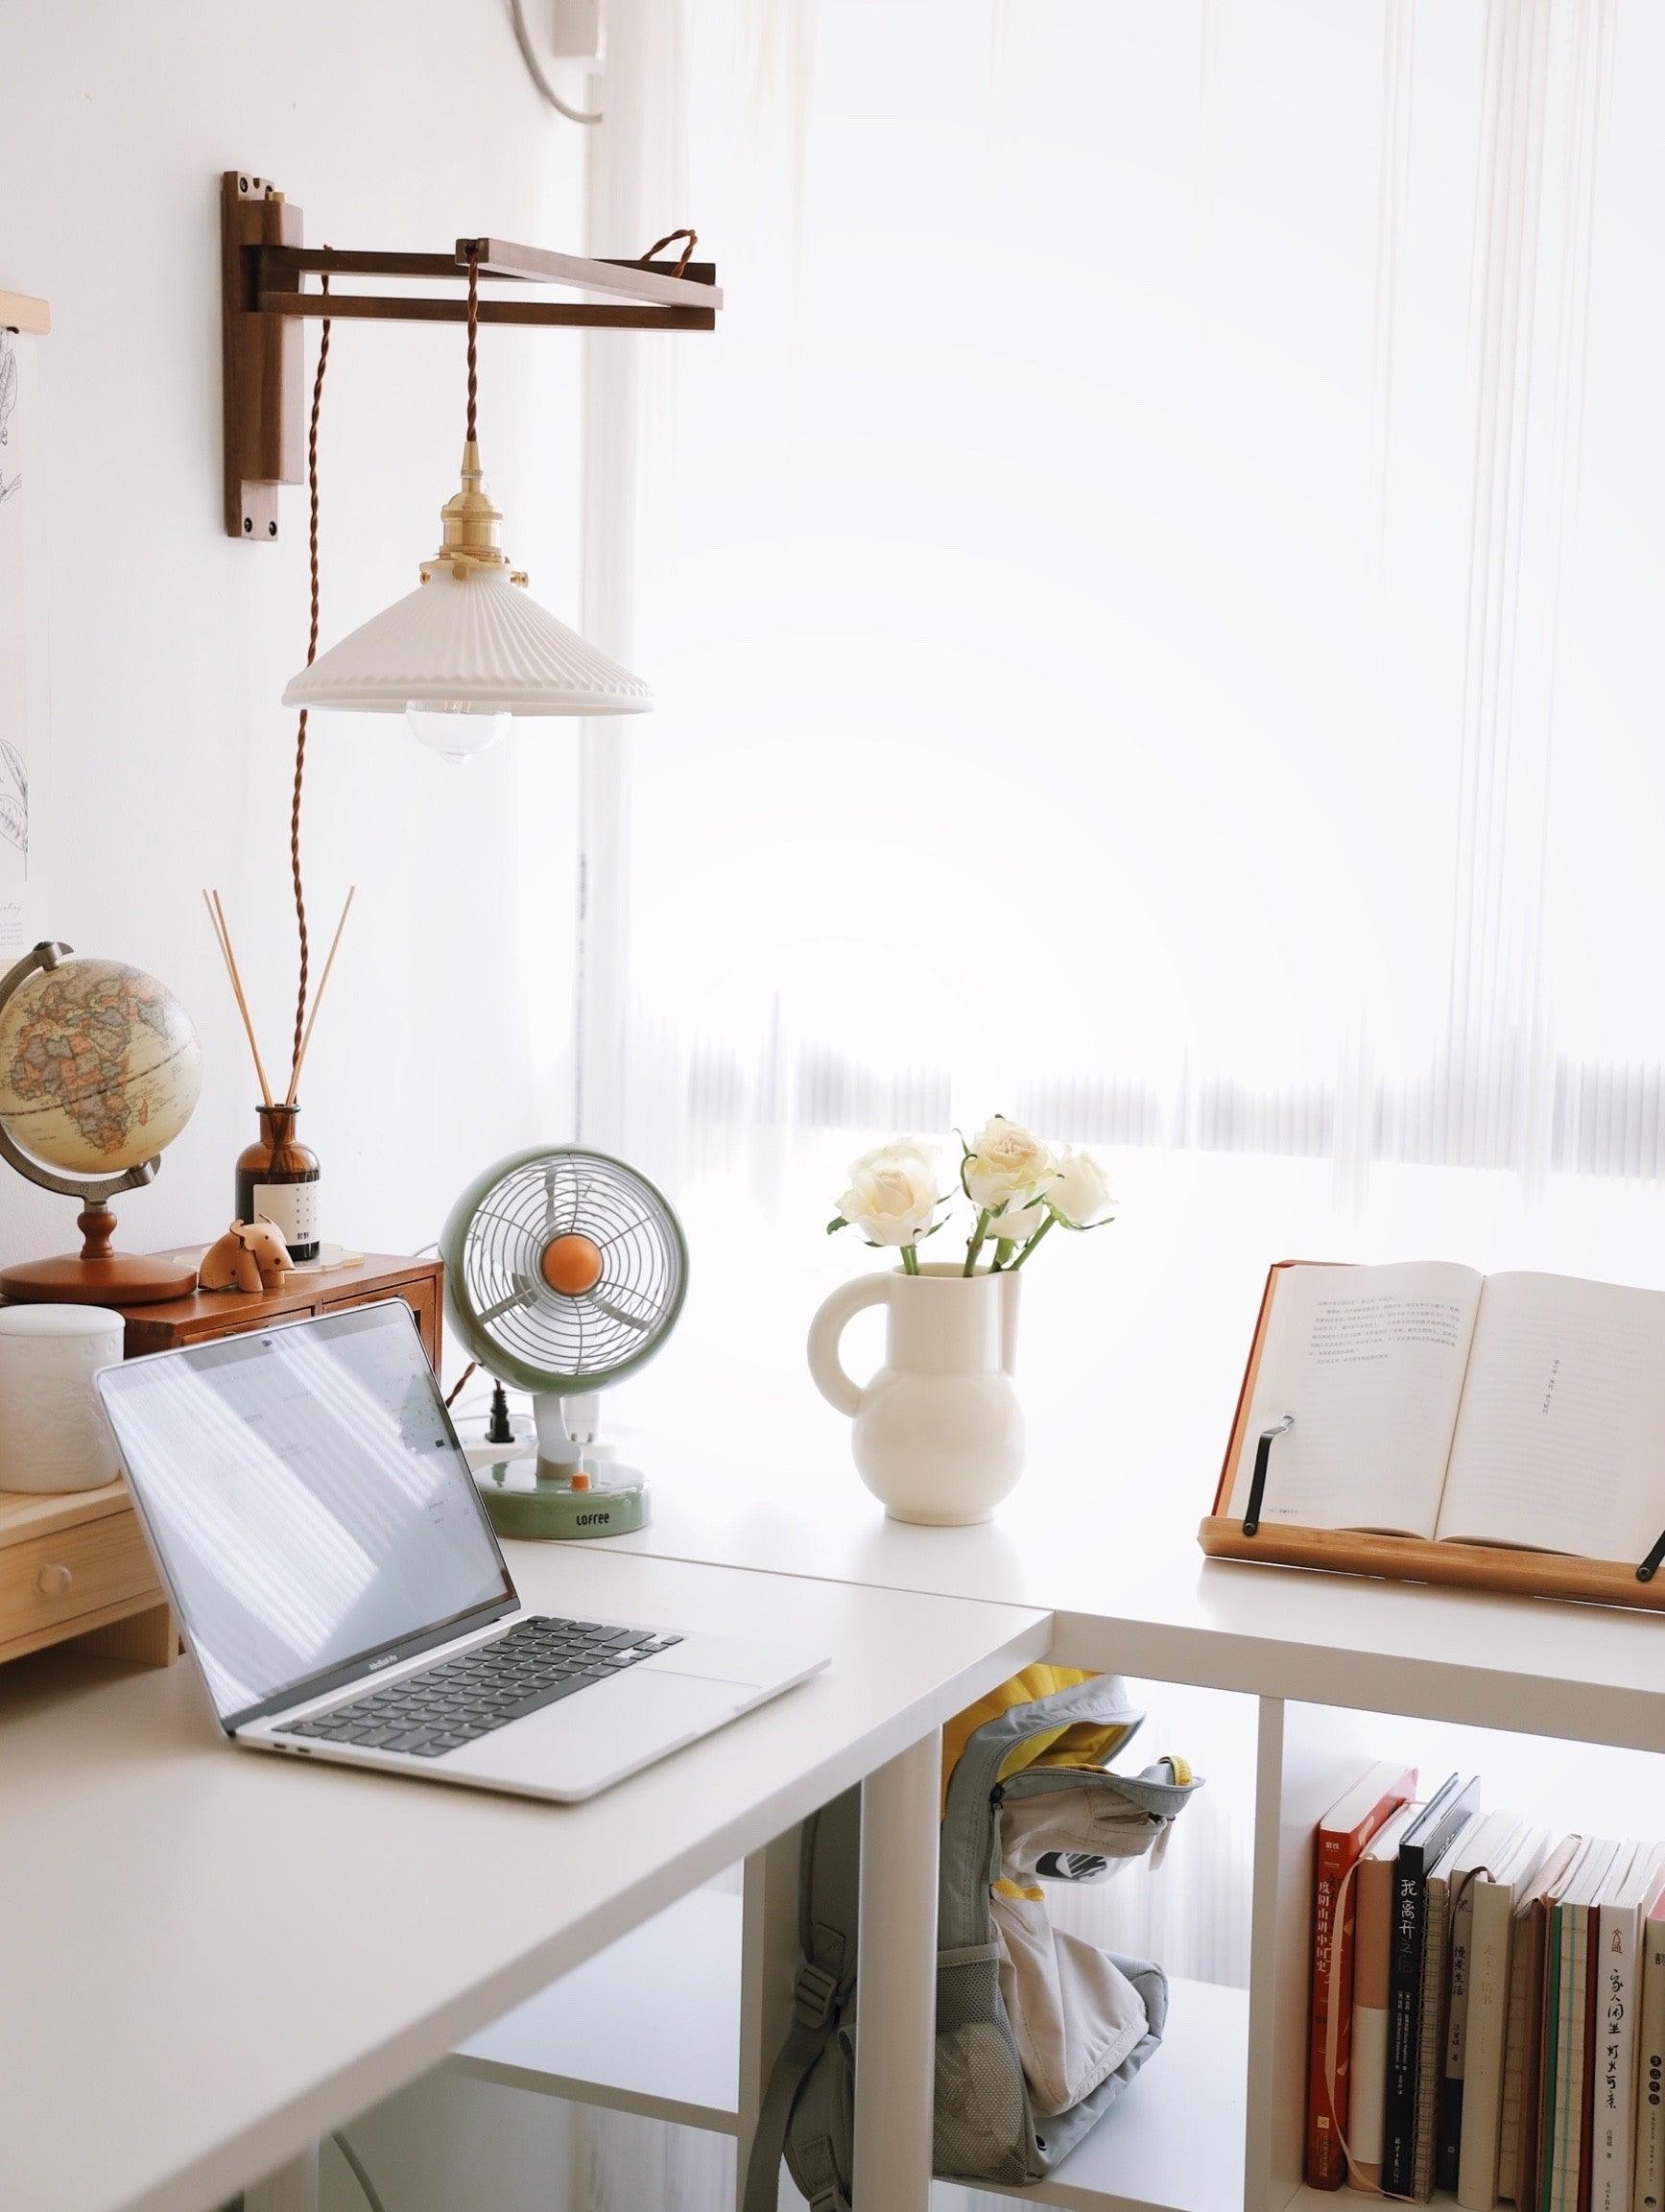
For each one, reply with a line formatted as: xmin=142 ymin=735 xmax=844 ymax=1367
xmin=220 ymin=169 xmax=721 ymax=542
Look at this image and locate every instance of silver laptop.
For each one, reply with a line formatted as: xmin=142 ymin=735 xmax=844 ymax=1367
xmin=96 ymin=1301 xmax=826 ymax=1801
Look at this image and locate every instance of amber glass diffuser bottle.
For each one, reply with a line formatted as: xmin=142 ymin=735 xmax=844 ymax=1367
xmin=236 ymin=1105 xmax=321 ymax=1263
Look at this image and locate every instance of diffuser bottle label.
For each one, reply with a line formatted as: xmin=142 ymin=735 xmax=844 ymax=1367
xmin=252 ymin=1179 xmax=320 ymax=1250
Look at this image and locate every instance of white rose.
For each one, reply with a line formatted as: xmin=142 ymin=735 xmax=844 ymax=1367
xmin=1047 ymin=1145 xmax=1116 ymax=1229
xmin=988 ymin=1200 xmax=1049 ymax=1246
xmin=837 ymin=1142 xmax=941 ymax=1248
xmin=962 ymin=1116 xmax=1058 ymax=1210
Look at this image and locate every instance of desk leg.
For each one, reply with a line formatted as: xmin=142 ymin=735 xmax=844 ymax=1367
xmin=244 ymin=2144 xmax=319 ymax=2212
xmin=737 ymin=1826 xmax=802 ymax=2212
xmin=852 ymin=1728 xmax=940 ymax=2212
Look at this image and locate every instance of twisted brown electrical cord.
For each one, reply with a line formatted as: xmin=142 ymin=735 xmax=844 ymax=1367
xmin=640 ymin=226 xmax=698 ymax=276
xmin=290 ymin=270 xmax=332 ymax=1079
xmin=465 ymin=248 xmax=480 ymax=443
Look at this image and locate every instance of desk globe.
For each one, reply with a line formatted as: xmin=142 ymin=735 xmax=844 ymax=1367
xmin=0 ymin=941 xmax=203 ymax=1304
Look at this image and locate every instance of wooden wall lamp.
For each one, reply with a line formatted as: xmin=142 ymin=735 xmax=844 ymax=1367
xmin=221 ymin=170 xmax=720 ymax=545
xmin=219 ymin=167 xmax=722 ymax=1069
xmin=222 ymin=167 xmax=723 ymax=767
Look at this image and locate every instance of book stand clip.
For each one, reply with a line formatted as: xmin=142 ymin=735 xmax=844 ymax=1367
xmin=1241 ymin=1414 xmax=1294 ymax=1537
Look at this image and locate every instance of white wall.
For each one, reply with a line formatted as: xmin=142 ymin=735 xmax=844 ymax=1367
xmin=0 ymin=0 xmax=592 ymax=1289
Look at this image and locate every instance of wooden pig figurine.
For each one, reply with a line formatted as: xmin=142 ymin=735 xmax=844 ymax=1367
xmin=198 ymin=1218 xmax=295 ymax=1296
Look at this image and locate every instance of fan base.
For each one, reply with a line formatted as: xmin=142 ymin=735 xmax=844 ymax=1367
xmin=470 ymin=1451 xmax=651 ymax=1541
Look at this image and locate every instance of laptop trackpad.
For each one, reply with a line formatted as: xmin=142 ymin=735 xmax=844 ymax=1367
xmin=440 ymin=1667 xmax=748 ymax=1799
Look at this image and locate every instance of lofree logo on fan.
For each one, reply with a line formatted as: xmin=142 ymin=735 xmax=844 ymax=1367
xmin=574 ymin=1509 xmax=611 ymax=1528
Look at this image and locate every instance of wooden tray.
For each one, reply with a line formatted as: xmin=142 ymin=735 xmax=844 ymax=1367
xmin=1197 ymin=1515 xmax=1665 ymax=1613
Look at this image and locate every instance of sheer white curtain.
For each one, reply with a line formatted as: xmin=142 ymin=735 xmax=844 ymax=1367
xmin=561 ymin=4 xmax=1663 ymax=2204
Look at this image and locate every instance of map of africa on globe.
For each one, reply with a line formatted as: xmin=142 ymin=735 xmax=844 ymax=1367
xmin=0 ymin=957 xmax=202 ymax=1179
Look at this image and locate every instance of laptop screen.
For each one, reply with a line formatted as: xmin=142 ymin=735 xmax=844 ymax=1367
xmin=98 ymin=1302 xmax=515 ymax=1730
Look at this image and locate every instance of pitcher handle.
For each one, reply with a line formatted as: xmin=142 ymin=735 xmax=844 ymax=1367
xmin=806 ymin=1274 xmax=890 ymax=1419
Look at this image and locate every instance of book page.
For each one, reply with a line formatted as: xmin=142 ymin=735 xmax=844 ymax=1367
xmin=1436 ymin=1272 xmax=1665 ymax=1562
xmin=1225 ymin=1262 xmax=1483 ymax=1535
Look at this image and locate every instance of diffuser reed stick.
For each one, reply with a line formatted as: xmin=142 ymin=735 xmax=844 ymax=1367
xmin=202 ymin=889 xmax=274 ymax=1113
xmin=284 ymin=888 xmax=355 ymax=1109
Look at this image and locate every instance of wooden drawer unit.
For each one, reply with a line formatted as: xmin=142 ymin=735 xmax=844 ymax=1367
xmin=119 ymin=1251 xmax=444 ymax=1368
xmin=0 ymin=1253 xmax=445 ymax=1673
xmin=0 ymin=1484 xmax=173 ymax=1667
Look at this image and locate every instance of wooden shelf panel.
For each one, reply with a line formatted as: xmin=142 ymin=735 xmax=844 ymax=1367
xmin=450 ymin=1888 xmax=1249 ymax=2212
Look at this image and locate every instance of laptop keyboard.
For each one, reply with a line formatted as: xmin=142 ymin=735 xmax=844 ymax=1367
xmin=278 ymin=1615 xmax=684 ymax=1760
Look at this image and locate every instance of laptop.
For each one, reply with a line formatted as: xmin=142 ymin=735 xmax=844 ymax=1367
xmin=95 ymin=1300 xmax=827 ymax=1801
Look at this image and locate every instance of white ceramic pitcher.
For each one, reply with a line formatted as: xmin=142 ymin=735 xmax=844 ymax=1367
xmin=806 ymin=1263 xmax=1024 ymax=1524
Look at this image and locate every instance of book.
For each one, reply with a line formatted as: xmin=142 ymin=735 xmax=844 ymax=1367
xmin=1439 ymin=1813 xmax=1537 ymax=2194
xmin=1456 ymin=1820 xmax=1550 ymax=2211
xmin=1217 ymin=1264 xmax=1665 ymax=1568
xmin=1634 ymin=1879 xmax=1665 ymax=2212
xmin=1544 ymin=1841 xmax=1623 ymax=2212
xmin=1351 ymin=1801 xmax=1426 ymax=2193
xmin=1386 ymin=1775 xmax=1483 ymax=2197
xmin=1594 ymin=1848 xmax=1665 ymax=2212
xmin=1505 ymin=1840 xmax=1588 ymax=2212
xmin=1413 ymin=1811 xmax=1489 ymax=2201
xmin=1308 ymin=1761 xmax=1419 ymax=2189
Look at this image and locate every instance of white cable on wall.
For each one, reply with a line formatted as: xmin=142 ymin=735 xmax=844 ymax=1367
xmin=510 ymin=0 xmax=603 ymax=125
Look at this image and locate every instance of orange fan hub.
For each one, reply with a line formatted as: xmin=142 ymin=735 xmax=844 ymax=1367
xmin=540 ymin=1231 xmax=604 ymax=1297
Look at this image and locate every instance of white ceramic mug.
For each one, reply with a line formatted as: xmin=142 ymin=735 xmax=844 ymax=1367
xmin=0 ymin=1305 xmax=126 ymax=1493
xmin=806 ymin=1263 xmax=1024 ymax=1525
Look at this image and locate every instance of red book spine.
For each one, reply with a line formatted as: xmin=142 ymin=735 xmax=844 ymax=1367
xmin=1306 ymin=1774 xmax=1416 ymax=2190
xmin=1309 ymin=1833 xmax=1356 ymax=2188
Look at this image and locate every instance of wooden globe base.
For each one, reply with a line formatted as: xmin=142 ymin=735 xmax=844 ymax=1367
xmin=0 ymin=1206 xmax=197 ymax=1307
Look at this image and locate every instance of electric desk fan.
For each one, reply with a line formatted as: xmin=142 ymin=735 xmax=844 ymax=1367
xmin=441 ymin=1144 xmax=688 ymax=1540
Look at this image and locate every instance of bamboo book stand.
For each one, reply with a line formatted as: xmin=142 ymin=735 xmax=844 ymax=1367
xmin=1198 ymin=1261 xmax=1665 ymax=1615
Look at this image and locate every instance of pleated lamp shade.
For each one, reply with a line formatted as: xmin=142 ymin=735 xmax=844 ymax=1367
xmin=282 ymin=567 xmax=654 ymax=717
xmin=282 ymin=440 xmax=653 ymax=727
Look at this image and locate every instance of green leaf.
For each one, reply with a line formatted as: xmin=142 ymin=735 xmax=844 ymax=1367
xmin=825 ymin=1215 xmax=847 ymax=1235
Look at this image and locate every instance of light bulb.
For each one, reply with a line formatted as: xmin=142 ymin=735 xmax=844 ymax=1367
xmin=405 ymin=701 xmax=511 ymax=765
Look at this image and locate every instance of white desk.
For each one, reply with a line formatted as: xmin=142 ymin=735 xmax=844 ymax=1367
xmin=603 ymin=1420 xmax=1665 ymax=1752
xmin=580 ymin=1415 xmax=1663 ymax=2212
xmin=0 ymin=1542 xmax=1049 ymax=2212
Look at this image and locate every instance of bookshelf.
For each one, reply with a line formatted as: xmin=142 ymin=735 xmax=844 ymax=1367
xmin=431 ymin=1522 xmax=1665 ymax=2212
xmin=447 ymin=1887 xmax=1248 ymax=2211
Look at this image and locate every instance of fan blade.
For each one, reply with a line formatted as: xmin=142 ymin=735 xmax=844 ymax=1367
xmin=478 ymin=1286 xmax=533 ymax=1327
xmin=588 ymin=1294 xmax=653 ymax=1333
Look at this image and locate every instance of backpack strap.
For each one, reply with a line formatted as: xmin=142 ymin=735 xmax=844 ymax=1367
xmin=741 ymin=1967 xmax=851 ymax=2212
xmin=742 ymin=1790 xmax=861 ymax=2212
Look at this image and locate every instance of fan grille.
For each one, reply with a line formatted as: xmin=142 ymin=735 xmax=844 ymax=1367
xmin=452 ymin=1152 xmax=685 ymax=1390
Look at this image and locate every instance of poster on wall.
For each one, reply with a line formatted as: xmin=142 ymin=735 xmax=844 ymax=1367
xmin=0 ymin=292 xmax=51 ymax=962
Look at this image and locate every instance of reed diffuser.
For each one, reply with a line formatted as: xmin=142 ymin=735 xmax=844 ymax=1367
xmin=203 ymin=886 xmax=353 ymax=1266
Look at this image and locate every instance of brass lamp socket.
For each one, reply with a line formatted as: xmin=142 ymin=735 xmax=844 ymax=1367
xmin=419 ymin=440 xmax=530 ymax=586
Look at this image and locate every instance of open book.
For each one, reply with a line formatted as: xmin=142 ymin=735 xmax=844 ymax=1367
xmin=1219 ymin=1262 xmax=1665 ymax=1564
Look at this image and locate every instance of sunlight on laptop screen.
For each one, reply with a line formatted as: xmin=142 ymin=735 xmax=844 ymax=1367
xmin=100 ymin=1304 xmax=512 ymax=1726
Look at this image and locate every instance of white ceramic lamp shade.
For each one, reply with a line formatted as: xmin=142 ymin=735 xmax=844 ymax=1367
xmin=282 ymin=569 xmax=654 ymax=720
xmin=281 ymin=441 xmax=653 ymax=759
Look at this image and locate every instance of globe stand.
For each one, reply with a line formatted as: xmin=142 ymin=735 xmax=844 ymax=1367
xmin=0 ymin=1202 xmax=198 ymax=1307
xmin=0 ymin=940 xmax=202 ymax=1308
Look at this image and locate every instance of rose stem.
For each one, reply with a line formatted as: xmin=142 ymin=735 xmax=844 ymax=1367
xmin=1011 ymin=1215 xmax=1057 ymax=1269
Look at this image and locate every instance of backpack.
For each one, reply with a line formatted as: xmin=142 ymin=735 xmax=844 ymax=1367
xmin=741 ymin=1667 xmax=1204 ymax=2210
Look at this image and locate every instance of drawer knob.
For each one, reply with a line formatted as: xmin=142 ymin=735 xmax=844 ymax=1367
xmin=36 ymin=1562 xmax=74 ymax=1599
